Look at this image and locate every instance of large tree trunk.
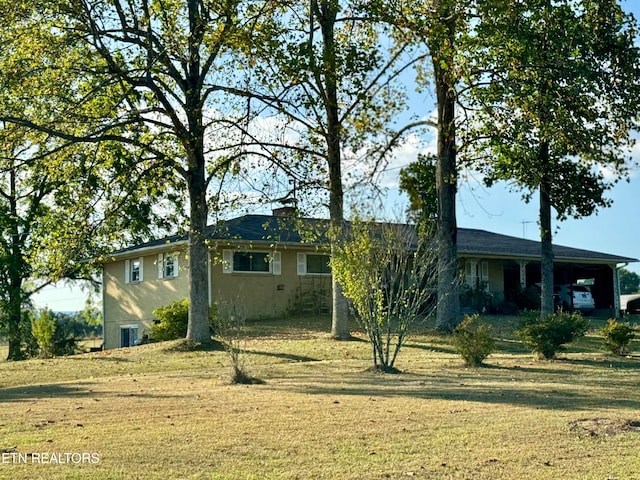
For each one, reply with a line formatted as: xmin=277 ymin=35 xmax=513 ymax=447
xmin=5 ymin=170 xmax=26 ymax=360
xmin=185 ymin=164 xmax=212 ymax=344
xmin=6 ymin=283 xmax=24 ymax=360
xmin=432 ymin=2 xmax=460 ymax=331
xmin=539 ymin=168 xmax=555 ymax=317
xmin=184 ymin=0 xmax=212 ymax=345
xmin=318 ymin=0 xmax=350 ymax=340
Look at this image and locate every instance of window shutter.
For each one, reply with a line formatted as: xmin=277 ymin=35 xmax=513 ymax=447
xmin=272 ymin=251 xmax=281 ymax=275
xmin=222 ymin=250 xmax=233 ymax=274
xmin=481 ymin=262 xmax=489 ymax=282
xmin=125 ymin=259 xmax=130 ymax=284
xmin=138 ymin=257 xmax=144 ymax=282
xmin=464 ymin=261 xmax=473 ymax=286
xmin=481 ymin=261 xmax=489 ymax=291
xmin=297 ymin=253 xmax=306 ymax=276
xmin=157 ymin=253 xmax=164 ymax=279
xmin=172 ymin=255 xmax=179 ymax=277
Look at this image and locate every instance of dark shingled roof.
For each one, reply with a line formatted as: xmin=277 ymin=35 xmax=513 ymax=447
xmin=457 ymin=228 xmax=636 ymax=263
xmin=108 ymin=214 xmax=637 ymax=264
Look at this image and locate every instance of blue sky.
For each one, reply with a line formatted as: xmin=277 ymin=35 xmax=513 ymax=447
xmin=32 ymin=1 xmax=640 ymax=311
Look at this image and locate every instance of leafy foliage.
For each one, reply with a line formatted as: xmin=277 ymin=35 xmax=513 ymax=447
xmin=398 ymin=154 xmax=438 ymax=224
xmin=331 ymin=218 xmax=438 ymax=372
xmin=151 ymin=299 xmax=190 ymax=342
xmin=30 ymin=309 xmax=57 ymax=358
xmin=516 ymin=311 xmax=589 ymax=359
xmin=0 ymin=0 xmax=277 ymax=347
xmin=619 ymin=269 xmax=640 ymax=294
xmin=601 ymin=318 xmax=636 ymax=356
xmin=463 ymin=0 xmax=640 ymax=316
xmin=23 ymin=309 xmax=82 ymax=358
xmin=151 ymin=299 xmax=217 ymax=342
xmin=452 ymin=314 xmax=496 ymax=367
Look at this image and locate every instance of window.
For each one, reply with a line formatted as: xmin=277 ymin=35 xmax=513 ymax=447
xmin=298 ymin=253 xmax=331 ymax=275
xmin=120 ymin=325 xmax=138 ymax=347
xmin=157 ymin=253 xmax=179 ymax=279
xmin=124 ymin=257 xmax=144 ymax=283
xmin=234 ymin=251 xmax=270 ymax=272
xmin=222 ymin=250 xmax=281 ymax=275
xmin=464 ymin=260 xmax=489 ymax=290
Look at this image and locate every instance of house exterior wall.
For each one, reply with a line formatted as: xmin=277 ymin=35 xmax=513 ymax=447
xmin=209 ymin=246 xmax=332 ymax=320
xmin=103 ymin=245 xmax=332 ymax=349
xmin=103 ymin=249 xmax=189 ymax=349
xmin=101 ymin=231 xmax=627 ymax=348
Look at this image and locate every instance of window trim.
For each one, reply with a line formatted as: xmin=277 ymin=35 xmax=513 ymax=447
xmin=222 ymin=249 xmax=281 ymax=275
xmin=120 ymin=324 xmax=139 ymax=347
xmin=464 ymin=259 xmax=489 ymax=291
xmin=124 ymin=257 xmax=144 ymax=284
xmin=297 ymin=252 xmax=332 ymax=276
xmin=157 ymin=253 xmax=179 ymax=279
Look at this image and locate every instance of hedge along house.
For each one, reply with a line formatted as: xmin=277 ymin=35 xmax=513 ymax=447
xmin=101 ymin=210 xmax=637 ymax=349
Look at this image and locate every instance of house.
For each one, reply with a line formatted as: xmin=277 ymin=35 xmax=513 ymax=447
xmin=101 ymin=210 xmax=637 ymax=349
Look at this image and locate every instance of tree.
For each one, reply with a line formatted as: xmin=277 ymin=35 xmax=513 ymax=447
xmin=391 ymin=0 xmax=466 ymax=330
xmin=331 ymin=218 xmax=438 ymax=371
xmin=464 ymin=0 xmax=640 ymax=316
xmin=30 ymin=309 xmax=57 ymax=358
xmin=399 ymin=154 xmax=438 ymax=223
xmin=428 ymin=0 xmax=464 ymax=331
xmin=0 ymin=121 xmax=162 ymax=359
xmin=248 ymin=0 xmax=425 ymax=339
xmin=0 ymin=0 xmax=281 ymax=346
xmin=619 ymin=268 xmax=640 ymax=294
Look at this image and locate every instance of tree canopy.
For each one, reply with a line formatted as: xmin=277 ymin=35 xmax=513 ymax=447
xmin=463 ymin=0 xmax=640 ymax=315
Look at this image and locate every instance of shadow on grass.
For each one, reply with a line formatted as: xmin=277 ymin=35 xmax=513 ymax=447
xmin=240 ymin=350 xmax=319 ymax=363
xmin=263 ymin=357 xmax=640 ymax=412
xmin=0 ymin=382 xmax=183 ymax=403
xmin=562 ymin=356 xmax=640 ymax=370
xmin=67 ymin=355 xmax=131 ymax=362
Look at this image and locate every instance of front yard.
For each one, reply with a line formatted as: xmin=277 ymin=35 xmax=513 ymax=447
xmin=0 ymin=314 xmax=639 ymax=479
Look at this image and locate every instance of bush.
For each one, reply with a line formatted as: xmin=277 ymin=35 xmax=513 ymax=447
xmin=601 ymin=318 xmax=635 ymax=355
xmin=151 ymin=299 xmax=217 ymax=342
xmin=28 ymin=309 xmax=79 ymax=358
xmin=452 ymin=314 xmax=496 ymax=367
xmin=216 ymin=301 xmax=264 ymax=384
xmin=31 ymin=309 xmax=56 ymax=358
xmin=516 ymin=311 xmax=589 ymax=359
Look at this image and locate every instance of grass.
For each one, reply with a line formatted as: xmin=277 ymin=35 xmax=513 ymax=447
xmin=0 ymin=314 xmax=639 ymax=479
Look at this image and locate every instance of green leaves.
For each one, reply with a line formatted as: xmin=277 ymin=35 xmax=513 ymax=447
xmin=331 ymin=217 xmax=438 ymax=370
xmin=464 ymin=0 xmax=640 ymax=221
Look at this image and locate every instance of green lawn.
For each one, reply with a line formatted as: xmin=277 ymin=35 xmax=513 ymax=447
xmin=0 ymin=314 xmax=639 ymax=479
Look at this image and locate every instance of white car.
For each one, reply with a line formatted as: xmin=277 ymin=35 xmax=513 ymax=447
xmin=554 ymin=284 xmax=595 ymax=314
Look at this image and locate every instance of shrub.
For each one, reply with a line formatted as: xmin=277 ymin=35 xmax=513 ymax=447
xmin=31 ymin=309 xmax=56 ymax=358
xmin=216 ymin=301 xmax=263 ymax=384
xmin=452 ymin=314 xmax=496 ymax=367
xmin=601 ymin=318 xmax=635 ymax=355
xmin=516 ymin=311 xmax=589 ymax=359
xmin=151 ymin=299 xmax=217 ymax=342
